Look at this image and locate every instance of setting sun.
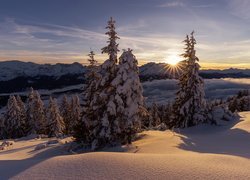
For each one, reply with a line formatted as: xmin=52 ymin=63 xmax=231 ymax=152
xmin=165 ymin=54 xmax=181 ymax=66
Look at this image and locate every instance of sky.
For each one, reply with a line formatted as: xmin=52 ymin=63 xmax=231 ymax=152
xmin=0 ymin=0 xmax=250 ymax=69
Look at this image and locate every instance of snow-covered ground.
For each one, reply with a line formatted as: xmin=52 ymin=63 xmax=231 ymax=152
xmin=1 ymin=112 xmax=250 ymax=179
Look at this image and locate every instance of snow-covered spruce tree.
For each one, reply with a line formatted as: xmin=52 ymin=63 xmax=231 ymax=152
xmin=26 ymin=87 xmax=35 ymax=134
xmin=26 ymin=88 xmax=46 ymax=134
xmin=74 ymin=51 xmax=100 ymax=142
xmin=172 ymin=31 xmax=207 ymax=128
xmin=47 ymin=97 xmax=65 ymax=137
xmin=16 ymin=95 xmax=28 ymax=133
xmin=82 ymin=50 xmax=100 ymax=99
xmin=78 ymin=17 xmax=121 ymax=150
xmin=33 ymin=91 xmax=47 ymax=134
xmin=4 ymin=95 xmax=26 ymax=138
xmin=60 ymin=95 xmax=72 ymax=135
xmin=83 ymin=50 xmax=100 ymax=104
xmin=112 ymin=49 xmax=146 ymax=144
xmin=70 ymin=95 xmax=81 ymax=132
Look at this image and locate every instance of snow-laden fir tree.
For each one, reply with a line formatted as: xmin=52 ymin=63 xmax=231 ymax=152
xmin=4 ymin=95 xmax=26 ymax=138
xmin=112 ymin=49 xmax=146 ymax=144
xmin=83 ymin=50 xmax=100 ymax=104
xmin=27 ymin=88 xmax=47 ymax=134
xmin=60 ymin=95 xmax=72 ymax=135
xmin=16 ymin=95 xmax=28 ymax=133
xmin=78 ymin=17 xmax=121 ymax=149
xmin=172 ymin=31 xmax=207 ymax=128
xmin=26 ymin=87 xmax=35 ymax=134
xmin=47 ymin=97 xmax=65 ymax=137
xmin=74 ymin=50 xmax=100 ymax=142
xmin=33 ymin=91 xmax=47 ymax=134
xmin=70 ymin=95 xmax=81 ymax=132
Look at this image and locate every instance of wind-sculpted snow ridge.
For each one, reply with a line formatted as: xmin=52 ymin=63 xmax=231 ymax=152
xmin=0 ymin=112 xmax=250 ymax=179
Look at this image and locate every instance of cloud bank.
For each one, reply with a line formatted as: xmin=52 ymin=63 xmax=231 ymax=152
xmin=143 ymin=78 xmax=250 ymax=104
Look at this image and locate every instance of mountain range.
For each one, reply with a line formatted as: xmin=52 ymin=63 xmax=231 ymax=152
xmin=0 ymin=60 xmax=250 ymax=93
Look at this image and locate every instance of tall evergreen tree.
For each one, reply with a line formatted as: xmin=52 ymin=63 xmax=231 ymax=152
xmin=60 ymin=95 xmax=71 ymax=135
xmin=112 ymin=49 xmax=146 ymax=143
xmin=76 ymin=17 xmax=121 ymax=150
xmin=4 ymin=95 xmax=26 ymax=138
xmin=83 ymin=50 xmax=100 ymax=104
xmin=47 ymin=97 xmax=65 ymax=137
xmin=172 ymin=31 xmax=207 ymax=128
xmin=26 ymin=88 xmax=46 ymax=134
xmin=70 ymin=95 xmax=81 ymax=133
xmin=74 ymin=50 xmax=100 ymax=143
xmin=26 ymin=87 xmax=35 ymax=134
xmin=89 ymin=17 xmax=120 ymax=149
xmin=16 ymin=95 xmax=28 ymax=133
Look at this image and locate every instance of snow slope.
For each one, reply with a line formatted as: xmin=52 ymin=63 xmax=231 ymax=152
xmin=1 ymin=112 xmax=250 ymax=179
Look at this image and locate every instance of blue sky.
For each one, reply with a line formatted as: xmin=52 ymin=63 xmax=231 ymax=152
xmin=0 ymin=0 xmax=250 ymax=68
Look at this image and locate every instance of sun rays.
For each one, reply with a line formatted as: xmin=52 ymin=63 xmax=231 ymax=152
xmin=164 ymin=60 xmax=185 ymax=79
xmin=165 ymin=54 xmax=181 ymax=66
xmin=163 ymin=53 xmax=184 ymax=78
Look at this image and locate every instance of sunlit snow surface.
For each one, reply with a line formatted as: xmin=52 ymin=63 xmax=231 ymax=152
xmin=1 ymin=112 xmax=250 ymax=179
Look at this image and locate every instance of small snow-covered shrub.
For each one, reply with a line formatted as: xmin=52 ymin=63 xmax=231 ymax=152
xmin=211 ymin=105 xmax=236 ymax=123
xmin=34 ymin=143 xmax=47 ymax=151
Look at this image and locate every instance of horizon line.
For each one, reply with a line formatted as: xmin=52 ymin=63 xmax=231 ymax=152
xmin=1 ymin=59 xmax=250 ymax=70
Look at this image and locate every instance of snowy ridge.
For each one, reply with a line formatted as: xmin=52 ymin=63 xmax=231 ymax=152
xmin=140 ymin=62 xmax=171 ymax=76
xmin=0 ymin=60 xmax=86 ymax=81
xmin=140 ymin=62 xmax=250 ymax=80
xmin=202 ymin=68 xmax=250 ymax=75
xmin=1 ymin=60 xmax=250 ymax=83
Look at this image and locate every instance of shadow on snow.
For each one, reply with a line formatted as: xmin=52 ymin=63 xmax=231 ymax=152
xmin=177 ymin=115 xmax=250 ymax=159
